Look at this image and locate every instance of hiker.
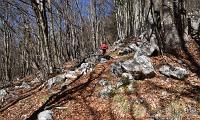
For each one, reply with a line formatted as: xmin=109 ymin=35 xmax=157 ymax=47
xmin=100 ymin=41 xmax=108 ymax=55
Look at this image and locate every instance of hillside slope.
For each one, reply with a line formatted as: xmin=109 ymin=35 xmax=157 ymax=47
xmin=0 ymin=37 xmax=200 ymax=120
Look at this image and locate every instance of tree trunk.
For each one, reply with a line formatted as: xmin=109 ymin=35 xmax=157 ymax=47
xmin=31 ymin=0 xmax=52 ymax=73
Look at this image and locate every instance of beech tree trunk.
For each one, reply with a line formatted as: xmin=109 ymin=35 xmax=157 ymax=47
xmin=31 ymin=0 xmax=52 ymax=73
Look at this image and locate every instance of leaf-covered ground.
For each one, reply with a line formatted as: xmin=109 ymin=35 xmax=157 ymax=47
xmin=0 ymin=37 xmax=200 ymax=120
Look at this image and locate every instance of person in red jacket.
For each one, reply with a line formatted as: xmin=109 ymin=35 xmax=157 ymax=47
xmin=100 ymin=41 xmax=108 ymax=55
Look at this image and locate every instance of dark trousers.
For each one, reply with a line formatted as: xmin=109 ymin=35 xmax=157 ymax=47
xmin=101 ymin=49 xmax=106 ymax=55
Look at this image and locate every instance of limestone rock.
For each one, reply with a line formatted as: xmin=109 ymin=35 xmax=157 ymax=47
xmin=76 ymin=62 xmax=94 ymax=75
xmin=159 ymin=65 xmax=171 ymax=77
xmin=47 ymin=74 xmax=66 ymax=89
xmin=38 ymin=110 xmax=53 ymax=120
xmin=122 ymin=55 xmax=155 ymax=79
xmin=100 ymin=85 xmax=114 ymax=98
xmin=0 ymin=89 xmax=7 ymax=97
xmin=159 ymin=65 xmax=188 ymax=80
xmin=65 ymin=71 xmax=78 ymax=79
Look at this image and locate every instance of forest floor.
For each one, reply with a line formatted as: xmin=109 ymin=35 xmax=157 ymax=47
xmin=0 ymin=37 xmax=200 ymax=120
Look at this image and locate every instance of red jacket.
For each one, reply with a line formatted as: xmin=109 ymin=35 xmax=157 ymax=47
xmin=100 ymin=43 xmax=108 ymax=50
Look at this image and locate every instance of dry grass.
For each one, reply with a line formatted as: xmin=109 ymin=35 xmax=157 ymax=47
xmin=131 ymin=102 xmax=147 ymax=119
xmin=113 ymin=94 xmax=130 ymax=112
xmin=165 ymin=100 xmax=187 ymax=120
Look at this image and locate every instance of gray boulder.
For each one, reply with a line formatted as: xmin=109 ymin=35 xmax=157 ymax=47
xmin=0 ymin=89 xmax=7 ymax=97
xmin=171 ymin=67 xmax=188 ymax=79
xmin=20 ymin=82 xmax=31 ymax=89
xmin=135 ymin=55 xmax=155 ymax=77
xmin=38 ymin=110 xmax=53 ymax=120
xmin=110 ymin=61 xmax=124 ymax=77
xmin=47 ymin=74 xmax=66 ymax=89
xmin=122 ymin=55 xmax=155 ymax=79
xmin=65 ymin=70 xmax=78 ymax=79
xmin=159 ymin=65 xmax=188 ymax=80
xmin=100 ymin=85 xmax=114 ymax=98
xmin=134 ymin=34 xmax=159 ymax=58
xmin=159 ymin=65 xmax=171 ymax=77
xmin=15 ymin=82 xmax=31 ymax=89
xmin=122 ymin=59 xmax=138 ymax=72
xmin=76 ymin=62 xmax=94 ymax=75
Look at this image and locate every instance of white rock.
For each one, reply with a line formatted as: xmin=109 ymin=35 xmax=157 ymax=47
xmin=171 ymin=67 xmax=188 ymax=79
xmin=20 ymin=82 xmax=31 ymax=89
xmin=0 ymin=89 xmax=7 ymax=97
xmin=122 ymin=55 xmax=155 ymax=79
xmin=100 ymin=85 xmax=114 ymax=98
xmin=159 ymin=65 xmax=171 ymax=77
xmin=15 ymin=82 xmax=31 ymax=89
xmin=38 ymin=110 xmax=53 ymax=120
xmin=128 ymin=44 xmax=140 ymax=52
xmin=65 ymin=71 xmax=77 ymax=79
xmin=159 ymin=65 xmax=188 ymax=80
xmin=47 ymin=74 xmax=67 ymax=89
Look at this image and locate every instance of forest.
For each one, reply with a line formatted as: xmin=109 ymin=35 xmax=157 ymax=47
xmin=0 ymin=0 xmax=200 ymax=120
